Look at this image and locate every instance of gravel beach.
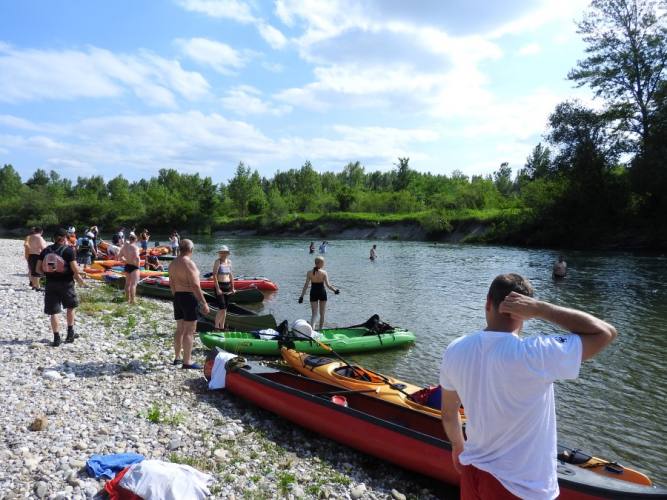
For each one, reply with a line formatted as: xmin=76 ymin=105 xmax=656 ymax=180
xmin=0 ymin=238 xmax=448 ymax=500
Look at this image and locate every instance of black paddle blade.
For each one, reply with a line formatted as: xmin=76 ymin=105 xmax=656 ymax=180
xmin=276 ymin=320 xmax=294 ymax=349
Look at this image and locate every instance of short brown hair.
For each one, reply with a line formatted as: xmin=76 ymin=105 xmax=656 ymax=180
xmin=488 ymin=273 xmax=533 ymax=309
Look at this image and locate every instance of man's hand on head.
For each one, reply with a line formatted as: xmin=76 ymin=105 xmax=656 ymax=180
xmin=498 ymin=292 xmax=542 ymax=320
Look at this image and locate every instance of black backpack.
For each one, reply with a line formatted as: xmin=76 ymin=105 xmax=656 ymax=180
xmin=78 ymin=237 xmax=91 ymax=254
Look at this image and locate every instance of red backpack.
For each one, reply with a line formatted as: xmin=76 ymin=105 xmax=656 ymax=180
xmin=41 ymin=246 xmax=69 ymax=274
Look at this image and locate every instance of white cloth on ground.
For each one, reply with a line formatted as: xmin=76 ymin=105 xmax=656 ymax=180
xmin=119 ymin=459 xmax=212 ymax=499
xmin=440 ymin=331 xmax=582 ymax=500
xmin=208 ymin=350 xmax=239 ymax=390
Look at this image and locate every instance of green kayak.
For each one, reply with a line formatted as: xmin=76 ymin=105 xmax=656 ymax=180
xmin=199 ymin=317 xmax=416 ymax=355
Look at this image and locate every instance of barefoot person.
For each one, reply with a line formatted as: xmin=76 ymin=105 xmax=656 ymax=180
xmin=168 ymin=239 xmax=209 ymax=369
xmin=298 ymin=256 xmax=339 ymax=330
xmin=119 ymin=233 xmax=141 ymax=304
xmin=26 ymin=227 xmax=47 ymax=290
xmin=212 ymin=245 xmax=235 ymax=330
xmin=36 ymin=228 xmax=86 ymax=346
xmin=440 ymin=273 xmax=617 ymax=500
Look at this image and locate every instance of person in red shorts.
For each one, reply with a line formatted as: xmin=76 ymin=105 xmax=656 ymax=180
xmin=439 ymin=274 xmax=617 ymax=499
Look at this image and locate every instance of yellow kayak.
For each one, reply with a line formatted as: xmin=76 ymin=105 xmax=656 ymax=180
xmin=280 ymin=347 xmax=653 ymax=486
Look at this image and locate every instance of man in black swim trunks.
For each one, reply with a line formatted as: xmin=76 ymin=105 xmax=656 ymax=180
xmin=119 ymin=233 xmax=141 ymax=304
xmin=168 ymin=239 xmax=210 ymax=369
xmin=36 ymin=228 xmax=86 ymax=346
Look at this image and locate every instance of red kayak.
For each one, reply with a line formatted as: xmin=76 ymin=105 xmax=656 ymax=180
xmin=204 ymin=355 xmax=667 ymax=500
xmin=154 ymin=276 xmax=278 ymax=292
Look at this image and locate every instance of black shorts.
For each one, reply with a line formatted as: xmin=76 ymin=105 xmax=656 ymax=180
xmin=217 ymin=282 xmax=232 ymax=310
xmin=173 ymin=292 xmax=198 ymax=321
xmin=44 ymin=281 xmax=78 ymax=315
xmin=124 ymin=264 xmax=140 ymax=273
xmin=28 ymin=254 xmax=41 ymax=277
xmin=310 ymin=282 xmax=327 ymax=302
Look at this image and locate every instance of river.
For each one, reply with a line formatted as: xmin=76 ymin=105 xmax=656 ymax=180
xmin=187 ymin=237 xmax=667 ymax=486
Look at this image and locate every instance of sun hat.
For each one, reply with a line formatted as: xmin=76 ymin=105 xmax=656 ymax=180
xmin=218 ymin=245 xmax=230 ymax=253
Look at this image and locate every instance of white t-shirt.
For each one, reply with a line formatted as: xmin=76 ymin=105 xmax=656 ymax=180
xmin=440 ymin=331 xmax=582 ymax=500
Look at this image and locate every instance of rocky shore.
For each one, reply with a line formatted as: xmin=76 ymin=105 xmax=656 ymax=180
xmin=0 ymin=239 xmax=449 ymax=500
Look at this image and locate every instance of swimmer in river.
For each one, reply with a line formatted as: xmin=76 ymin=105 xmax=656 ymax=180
xmin=370 ymin=244 xmax=378 ymax=261
xmin=553 ymin=255 xmax=567 ymax=278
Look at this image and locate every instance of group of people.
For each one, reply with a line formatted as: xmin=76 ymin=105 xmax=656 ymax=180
xmin=28 ymin=227 xmax=609 ymax=500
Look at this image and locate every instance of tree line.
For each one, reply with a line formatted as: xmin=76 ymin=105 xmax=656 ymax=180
xmin=1 ymin=0 xmax=665 ymax=247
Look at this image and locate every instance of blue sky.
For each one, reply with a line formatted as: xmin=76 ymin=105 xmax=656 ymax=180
xmin=0 ymin=0 xmax=595 ymax=183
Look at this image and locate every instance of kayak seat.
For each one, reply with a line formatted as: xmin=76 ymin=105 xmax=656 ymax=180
xmin=558 ymin=448 xmax=591 ymax=465
xmin=334 ymin=366 xmax=379 ymax=383
xmin=303 ymin=355 xmax=335 ymax=368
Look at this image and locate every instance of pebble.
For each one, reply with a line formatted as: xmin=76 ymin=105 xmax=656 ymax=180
xmin=29 ymin=415 xmax=49 ymax=431
xmin=391 ymin=489 xmax=406 ymax=500
xmin=43 ymin=370 xmax=62 ymax=380
xmin=351 ymin=483 xmax=367 ymax=499
xmin=0 ymin=239 xmax=440 ymax=500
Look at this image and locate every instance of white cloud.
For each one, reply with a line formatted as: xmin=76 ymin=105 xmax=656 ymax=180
xmin=0 ymin=44 xmax=209 ymax=107
xmin=0 ymin=111 xmax=440 ymax=178
xmin=175 ymin=37 xmax=246 ymax=74
xmin=261 ymin=61 xmax=284 ymax=73
xmin=221 ymin=85 xmax=291 ymax=115
xmin=257 ymin=23 xmax=288 ymax=49
xmin=489 ymin=0 xmax=589 ymax=38
xmin=175 ymin=0 xmax=256 ymax=23
xmin=517 ymin=43 xmax=541 ymax=56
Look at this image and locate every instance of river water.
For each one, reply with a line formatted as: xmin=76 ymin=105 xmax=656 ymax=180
xmin=188 ymin=237 xmax=667 ymax=485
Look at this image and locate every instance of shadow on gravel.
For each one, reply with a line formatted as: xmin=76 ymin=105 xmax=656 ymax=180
xmin=43 ymin=360 xmax=146 ymax=378
xmin=181 ymin=376 xmax=457 ymax=499
xmin=0 ymin=339 xmax=41 ymax=346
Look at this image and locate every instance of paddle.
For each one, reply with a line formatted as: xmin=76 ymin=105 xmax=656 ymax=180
xmin=281 ymin=322 xmax=415 ymax=399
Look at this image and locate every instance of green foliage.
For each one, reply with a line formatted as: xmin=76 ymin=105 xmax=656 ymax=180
xmin=569 ymin=0 xmax=667 ymax=147
xmin=144 ymin=402 xmax=185 ymax=425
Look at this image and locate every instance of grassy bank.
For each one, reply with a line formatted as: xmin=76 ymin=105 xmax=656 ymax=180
xmin=212 ymin=208 xmax=526 ymax=242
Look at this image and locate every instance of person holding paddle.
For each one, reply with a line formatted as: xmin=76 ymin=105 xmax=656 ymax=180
xmin=439 ymin=273 xmax=617 ymax=499
xmin=212 ymin=245 xmax=235 ymax=330
xmin=298 ymin=256 xmax=339 ymax=330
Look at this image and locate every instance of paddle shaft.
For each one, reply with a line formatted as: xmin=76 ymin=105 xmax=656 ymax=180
xmin=292 ymin=330 xmax=415 ymax=400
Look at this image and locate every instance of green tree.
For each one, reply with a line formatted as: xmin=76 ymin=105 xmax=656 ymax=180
xmin=493 ymin=162 xmax=514 ymax=197
xmin=0 ymin=164 xmax=23 ymax=197
xmin=569 ymin=0 xmax=667 ymax=148
xmin=393 ymin=157 xmax=412 ymax=191
xmin=521 ymin=143 xmax=552 ymax=180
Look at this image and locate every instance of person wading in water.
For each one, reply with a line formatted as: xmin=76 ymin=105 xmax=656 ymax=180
xmin=298 ymin=256 xmax=339 ymax=330
xmin=212 ymin=245 xmax=235 ymax=330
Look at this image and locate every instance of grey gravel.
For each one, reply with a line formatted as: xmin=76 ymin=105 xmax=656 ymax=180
xmin=0 ymin=238 xmax=446 ymax=499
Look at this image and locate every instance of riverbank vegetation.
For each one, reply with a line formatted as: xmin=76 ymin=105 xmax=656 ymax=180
xmin=1 ymin=0 xmax=665 ymax=249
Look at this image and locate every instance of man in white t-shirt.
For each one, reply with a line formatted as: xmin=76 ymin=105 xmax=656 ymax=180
xmin=440 ymin=273 xmax=617 ymax=500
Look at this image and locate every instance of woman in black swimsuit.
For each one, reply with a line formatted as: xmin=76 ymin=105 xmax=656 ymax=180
xmin=299 ymin=256 xmax=339 ymax=330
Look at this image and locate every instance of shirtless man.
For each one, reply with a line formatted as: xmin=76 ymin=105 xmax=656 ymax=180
xmin=370 ymin=244 xmax=378 ymax=261
xmin=26 ymin=227 xmax=48 ymax=290
xmin=168 ymin=239 xmax=209 ymax=369
xmin=119 ymin=234 xmax=141 ymax=304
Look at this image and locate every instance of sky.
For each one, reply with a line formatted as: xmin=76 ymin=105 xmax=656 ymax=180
xmin=0 ymin=0 xmax=595 ymax=184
